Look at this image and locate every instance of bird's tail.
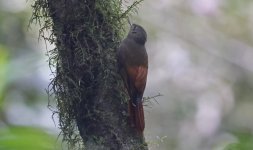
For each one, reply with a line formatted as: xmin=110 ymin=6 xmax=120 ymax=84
xmin=128 ymin=98 xmax=145 ymax=135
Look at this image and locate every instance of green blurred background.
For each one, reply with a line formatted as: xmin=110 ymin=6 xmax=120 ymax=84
xmin=0 ymin=0 xmax=60 ymax=149
xmin=1 ymin=0 xmax=253 ymax=150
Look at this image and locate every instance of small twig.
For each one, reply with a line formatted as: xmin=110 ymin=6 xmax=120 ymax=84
xmin=142 ymin=93 xmax=163 ymax=108
xmin=120 ymin=0 xmax=144 ymax=19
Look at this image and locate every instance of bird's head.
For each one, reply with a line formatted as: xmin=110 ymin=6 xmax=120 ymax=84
xmin=127 ymin=24 xmax=147 ymax=45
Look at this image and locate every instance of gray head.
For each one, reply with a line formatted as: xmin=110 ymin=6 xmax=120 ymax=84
xmin=127 ymin=24 xmax=147 ymax=45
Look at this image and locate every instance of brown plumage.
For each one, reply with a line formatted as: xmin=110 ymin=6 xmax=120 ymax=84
xmin=117 ymin=24 xmax=148 ymax=135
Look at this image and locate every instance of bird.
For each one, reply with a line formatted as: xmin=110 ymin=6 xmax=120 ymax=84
xmin=117 ymin=23 xmax=148 ymax=135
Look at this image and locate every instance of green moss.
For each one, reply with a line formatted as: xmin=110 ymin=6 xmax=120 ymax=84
xmin=30 ymin=0 xmax=144 ymax=149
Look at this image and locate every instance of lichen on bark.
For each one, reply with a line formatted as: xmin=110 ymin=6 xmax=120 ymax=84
xmin=30 ymin=0 xmax=148 ymax=149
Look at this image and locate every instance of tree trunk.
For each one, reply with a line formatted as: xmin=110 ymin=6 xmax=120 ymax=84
xmin=31 ymin=0 xmax=148 ymax=149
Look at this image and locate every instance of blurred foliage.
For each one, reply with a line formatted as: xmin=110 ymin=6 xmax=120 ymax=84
xmin=0 ymin=46 xmax=9 ymax=109
xmin=224 ymin=132 xmax=253 ymax=150
xmin=134 ymin=0 xmax=253 ymax=150
xmin=0 ymin=1 xmax=60 ymax=150
xmin=0 ymin=126 xmax=59 ymax=150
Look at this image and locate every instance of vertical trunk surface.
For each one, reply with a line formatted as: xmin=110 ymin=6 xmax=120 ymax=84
xmin=38 ymin=0 xmax=148 ymax=149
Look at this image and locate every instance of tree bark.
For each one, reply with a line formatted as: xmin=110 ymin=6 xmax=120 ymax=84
xmin=32 ymin=0 xmax=148 ymax=149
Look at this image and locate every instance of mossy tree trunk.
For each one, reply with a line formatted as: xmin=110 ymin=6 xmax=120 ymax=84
xmin=31 ymin=0 xmax=148 ymax=149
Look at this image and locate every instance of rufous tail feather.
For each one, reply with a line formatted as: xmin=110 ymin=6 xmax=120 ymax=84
xmin=129 ymin=99 xmax=145 ymax=135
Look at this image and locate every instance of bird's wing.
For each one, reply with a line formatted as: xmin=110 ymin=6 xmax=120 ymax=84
xmin=126 ymin=66 xmax=148 ymax=95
